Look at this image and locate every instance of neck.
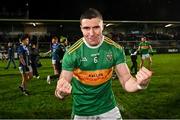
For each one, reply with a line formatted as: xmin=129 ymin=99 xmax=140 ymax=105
xmin=83 ymin=36 xmax=104 ymax=49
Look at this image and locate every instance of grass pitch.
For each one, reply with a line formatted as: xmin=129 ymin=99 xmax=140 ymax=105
xmin=0 ymin=54 xmax=180 ymax=119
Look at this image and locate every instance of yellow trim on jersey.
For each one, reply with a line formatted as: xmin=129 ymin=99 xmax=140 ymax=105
xmin=104 ymin=36 xmax=122 ymax=49
xmin=73 ymin=68 xmax=113 ymax=86
xmin=140 ymin=46 xmax=150 ymax=49
xmin=67 ymin=39 xmax=83 ymax=54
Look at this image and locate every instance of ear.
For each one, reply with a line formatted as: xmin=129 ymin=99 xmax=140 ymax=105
xmin=80 ymin=25 xmax=83 ymax=32
xmin=102 ymin=23 xmax=104 ymax=31
xmin=100 ymin=20 xmax=104 ymax=31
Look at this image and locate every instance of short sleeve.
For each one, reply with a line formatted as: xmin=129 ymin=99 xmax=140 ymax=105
xmin=17 ymin=46 xmax=23 ymax=55
xmin=114 ymin=47 xmax=126 ymax=65
xmin=62 ymin=52 xmax=76 ymax=71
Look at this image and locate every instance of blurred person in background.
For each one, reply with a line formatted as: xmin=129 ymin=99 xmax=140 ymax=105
xmin=136 ymin=36 xmax=153 ymax=70
xmin=130 ymin=44 xmax=138 ymax=74
xmin=0 ymin=45 xmax=7 ymax=62
xmin=45 ymin=35 xmax=66 ymax=84
xmin=5 ymin=42 xmax=16 ymax=69
xmin=18 ymin=34 xmax=33 ymax=96
xmin=30 ymin=43 xmax=40 ymax=79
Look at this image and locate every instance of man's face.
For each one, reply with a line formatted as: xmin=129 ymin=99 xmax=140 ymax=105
xmin=80 ymin=17 xmax=104 ymax=46
xmin=22 ymin=38 xmax=29 ymax=45
xmin=52 ymin=38 xmax=58 ymax=44
xmin=141 ymin=37 xmax=146 ymax=42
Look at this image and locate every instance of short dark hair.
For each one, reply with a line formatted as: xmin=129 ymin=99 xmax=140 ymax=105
xmin=80 ymin=8 xmax=103 ymax=22
xmin=20 ymin=34 xmax=29 ymax=42
xmin=51 ymin=35 xmax=59 ymax=40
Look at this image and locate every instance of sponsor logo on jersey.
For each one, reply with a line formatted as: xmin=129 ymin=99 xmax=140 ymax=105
xmin=80 ymin=57 xmax=87 ymax=62
xmin=73 ymin=68 xmax=113 ymax=86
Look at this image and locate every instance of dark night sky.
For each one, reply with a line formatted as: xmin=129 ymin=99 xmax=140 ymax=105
xmin=1 ymin=0 xmax=180 ymax=21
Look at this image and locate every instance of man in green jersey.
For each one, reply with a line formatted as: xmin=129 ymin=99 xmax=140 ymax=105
xmin=55 ymin=8 xmax=152 ymax=120
xmin=136 ymin=36 xmax=153 ymax=70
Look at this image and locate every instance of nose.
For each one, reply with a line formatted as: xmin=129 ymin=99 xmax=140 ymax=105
xmin=89 ymin=28 xmax=95 ymax=36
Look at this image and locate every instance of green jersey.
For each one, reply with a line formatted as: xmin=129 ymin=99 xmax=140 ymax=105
xmin=138 ymin=41 xmax=151 ymax=54
xmin=62 ymin=36 xmax=126 ymax=116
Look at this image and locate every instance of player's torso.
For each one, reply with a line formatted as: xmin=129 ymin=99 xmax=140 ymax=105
xmin=67 ymin=37 xmax=124 ymax=115
xmin=19 ymin=45 xmax=30 ymax=65
xmin=71 ymin=41 xmax=117 ymax=86
xmin=79 ymin=42 xmax=114 ymax=70
xmin=51 ymin=43 xmax=60 ymax=59
xmin=139 ymin=41 xmax=150 ymax=54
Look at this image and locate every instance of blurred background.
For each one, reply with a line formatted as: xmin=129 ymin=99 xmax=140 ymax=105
xmin=0 ymin=0 xmax=180 ymax=55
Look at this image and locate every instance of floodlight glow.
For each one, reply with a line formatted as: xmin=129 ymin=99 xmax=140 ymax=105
xmin=32 ymin=23 xmax=36 ymax=27
xmin=165 ymin=24 xmax=173 ymax=27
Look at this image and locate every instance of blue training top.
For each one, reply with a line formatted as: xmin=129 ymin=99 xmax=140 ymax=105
xmin=18 ymin=44 xmax=30 ymax=66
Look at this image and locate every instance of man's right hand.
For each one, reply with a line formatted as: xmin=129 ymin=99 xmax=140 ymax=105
xmin=55 ymin=77 xmax=72 ymax=99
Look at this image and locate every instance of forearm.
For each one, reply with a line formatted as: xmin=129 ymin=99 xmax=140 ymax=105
xmin=136 ymin=47 xmax=140 ymax=52
xmin=58 ymin=70 xmax=73 ymax=83
xmin=115 ymin=64 xmax=138 ymax=92
xmin=116 ymin=64 xmax=152 ymax=92
xmin=19 ymin=56 xmax=26 ymax=65
xmin=149 ymin=45 xmax=153 ymax=52
xmin=45 ymin=50 xmax=51 ymax=55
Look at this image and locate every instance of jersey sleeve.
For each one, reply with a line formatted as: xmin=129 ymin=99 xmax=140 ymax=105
xmin=113 ymin=46 xmax=126 ymax=65
xmin=17 ymin=46 xmax=23 ymax=56
xmin=62 ymin=52 xmax=77 ymax=71
xmin=53 ymin=45 xmax=63 ymax=61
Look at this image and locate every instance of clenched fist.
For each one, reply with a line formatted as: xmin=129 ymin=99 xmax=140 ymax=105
xmin=136 ymin=67 xmax=152 ymax=89
xmin=55 ymin=77 xmax=72 ymax=99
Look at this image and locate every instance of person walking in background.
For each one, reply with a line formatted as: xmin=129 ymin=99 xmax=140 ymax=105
xmin=60 ymin=36 xmax=70 ymax=51
xmin=136 ymin=36 xmax=153 ymax=70
xmin=5 ymin=42 xmax=16 ymax=69
xmin=130 ymin=44 xmax=138 ymax=74
xmin=44 ymin=35 xmax=65 ymax=84
xmin=55 ymin=8 xmax=152 ymax=119
xmin=44 ymin=35 xmax=60 ymax=75
xmin=18 ymin=34 xmax=33 ymax=96
xmin=30 ymin=43 xmax=40 ymax=79
xmin=46 ymin=35 xmax=66 ymax=84
xmin=0 ymin=45 xmax=7 ymax=62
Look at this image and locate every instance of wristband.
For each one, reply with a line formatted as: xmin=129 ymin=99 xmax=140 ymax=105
xmin=137 ymin=84 xmax=148 ymax=90
xmin=137 ymin=84 xmax=143 ymax=90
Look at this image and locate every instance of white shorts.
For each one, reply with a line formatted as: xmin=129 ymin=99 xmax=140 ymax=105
xmin=19 ymin=65 xmax=32 ymax=74
xmin=74 ymin=106 xmax=122 ymax=120
xmin=142 ymin=53 xmax=150 ymax=60
xmin=52 ymin=59 xmax=56 ymax=64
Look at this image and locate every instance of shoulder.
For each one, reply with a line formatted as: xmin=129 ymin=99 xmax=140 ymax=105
xmin=17 ymin=45 xmax=24 ymax=53
xmin=18 ymin=45 xmax=23 ymax=50
xmin=66 ymin=38 xmax=84 ymax=54
xmin=139 ymin=42 xmax=143 ymax=45
xmin=103 ymin=36 xmax=123 ymax=50
xmin=146 ymin=41 xmax=151 ymax=44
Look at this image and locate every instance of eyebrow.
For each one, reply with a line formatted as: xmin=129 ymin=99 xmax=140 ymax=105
xmin=82 ymin=25 xmax=100 ymax=29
